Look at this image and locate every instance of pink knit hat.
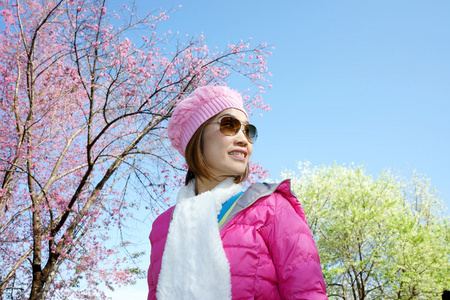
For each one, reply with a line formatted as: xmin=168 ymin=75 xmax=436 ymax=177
xmin=168 ymin=85 xmax=248 ymax=157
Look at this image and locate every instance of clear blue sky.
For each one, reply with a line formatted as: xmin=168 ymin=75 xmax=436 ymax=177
xmin=109 ymin=0 xmax=450 ymax=297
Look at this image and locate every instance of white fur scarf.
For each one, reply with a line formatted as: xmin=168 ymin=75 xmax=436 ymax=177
xmin=156 ymin=178 xmax=241 ymax=300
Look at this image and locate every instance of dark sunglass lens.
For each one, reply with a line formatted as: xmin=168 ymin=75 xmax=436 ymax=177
xmin=246 ymin=124 xmax=258 ymax=143
xmin=220 ymin=117 xmax=238 ymax=135
xmin=232 ymin=118 xmax=242 ymax=132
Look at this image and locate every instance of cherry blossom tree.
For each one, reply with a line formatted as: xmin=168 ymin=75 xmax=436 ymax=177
xmin=0 ymin=0 xmax=271 ymax=298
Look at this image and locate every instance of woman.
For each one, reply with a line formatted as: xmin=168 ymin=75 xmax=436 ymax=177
xmin=147 ymin=85 xmax=328 ymax=300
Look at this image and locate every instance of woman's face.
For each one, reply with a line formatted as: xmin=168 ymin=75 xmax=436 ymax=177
xmin=202 ymin=108 xmax=253 ymax=181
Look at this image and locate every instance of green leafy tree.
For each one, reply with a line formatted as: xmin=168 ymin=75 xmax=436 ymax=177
xmin=283 ymin=162 xmax=449 ymax=300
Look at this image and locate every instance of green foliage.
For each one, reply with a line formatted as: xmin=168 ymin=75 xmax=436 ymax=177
xmin=283 ymin=162 xmax=450 ymax=300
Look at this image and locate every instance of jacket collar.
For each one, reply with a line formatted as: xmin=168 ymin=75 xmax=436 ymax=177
xmin=219 ymin=180 xmax=294 ymax=231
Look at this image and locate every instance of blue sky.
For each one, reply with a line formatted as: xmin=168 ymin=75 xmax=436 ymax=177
xmin=108 ymin=0 xmax=450 ymax=297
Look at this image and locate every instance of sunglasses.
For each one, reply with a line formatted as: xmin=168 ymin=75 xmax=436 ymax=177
xmin=211 ymin=116 xmax=258 ymax=144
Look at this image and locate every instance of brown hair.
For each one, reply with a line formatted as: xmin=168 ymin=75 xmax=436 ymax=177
xmin=184 ymin=116 xmax=249 ymax=186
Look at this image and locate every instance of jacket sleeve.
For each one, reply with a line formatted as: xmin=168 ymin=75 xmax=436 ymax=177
xmin=263 ymin=192 xmax=328 ymax=300
xmin=147 ymin=265 xmax=157 ymax=300
xmin=147 ymin=206 xmax=174 ymax=300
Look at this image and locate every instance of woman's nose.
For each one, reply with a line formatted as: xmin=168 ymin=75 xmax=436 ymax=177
xmin=234 ymin=128 xmax=248 ymax=145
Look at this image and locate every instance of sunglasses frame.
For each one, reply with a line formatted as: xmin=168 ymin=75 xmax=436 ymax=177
xmin=210 ymin=116 xmax=258 ymax=144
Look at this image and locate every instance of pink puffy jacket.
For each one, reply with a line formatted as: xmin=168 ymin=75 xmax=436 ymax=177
xmin=147 ymin=180 xmax=328 ymax=299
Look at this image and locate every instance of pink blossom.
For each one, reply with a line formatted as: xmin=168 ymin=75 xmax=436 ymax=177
xmin=0 ymin=0 xmax=272 ymax=296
